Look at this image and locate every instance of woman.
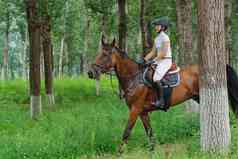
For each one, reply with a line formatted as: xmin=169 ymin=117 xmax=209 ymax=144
xmin=144 ymin=17 xmax=172 ymax=109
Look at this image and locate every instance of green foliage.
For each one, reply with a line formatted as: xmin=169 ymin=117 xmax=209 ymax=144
xmin=0 ymin=0 xmax=237 ymax=78
xmin=232 ymin=0 xmax=238 ymax=68
xmin=0 ymin=78 xmax=238 ymax=158
xmin=83 ymin=0 xmax=116 ymax=15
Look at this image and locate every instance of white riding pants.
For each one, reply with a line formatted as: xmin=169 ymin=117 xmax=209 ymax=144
xmin=153 ymin=59 xmax=172 ymax=82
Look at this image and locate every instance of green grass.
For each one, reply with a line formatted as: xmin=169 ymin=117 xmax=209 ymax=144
xmin=0 ymin=77 xmax=238 ymax=159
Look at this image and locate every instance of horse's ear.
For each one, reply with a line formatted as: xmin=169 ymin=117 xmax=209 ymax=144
xmin=111 ymin=38 xmax=116 ymax=47
xmin=101 ymin=34 xmax=106 ymax=46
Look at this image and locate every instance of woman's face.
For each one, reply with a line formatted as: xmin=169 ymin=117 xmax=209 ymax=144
xmin=155 ymin=25 xmax=162 ymax=33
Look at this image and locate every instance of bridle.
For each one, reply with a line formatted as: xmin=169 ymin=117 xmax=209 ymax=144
xmin=91 ymin=47 xmax=143 ymax=98
xmin=92 ymin=48 xmax=142 ymax=80
xmin=92 ymin=63 xmax=107 ymax=74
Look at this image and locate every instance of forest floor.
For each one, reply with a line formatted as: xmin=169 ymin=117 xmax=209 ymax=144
xmin=0 ymin=77 xmax=238 ymax=159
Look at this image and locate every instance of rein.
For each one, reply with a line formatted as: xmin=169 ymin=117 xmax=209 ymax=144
xmin=108 ymin=71 xmax=120 ymax=97
xmin=108 ymin=69 xmax=142 ymax=98
xmin=95 ymin=65 xmax=142 ymax=98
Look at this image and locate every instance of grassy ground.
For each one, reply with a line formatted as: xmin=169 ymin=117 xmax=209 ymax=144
xmin=0 ymin=77 xmax=238 ymax=159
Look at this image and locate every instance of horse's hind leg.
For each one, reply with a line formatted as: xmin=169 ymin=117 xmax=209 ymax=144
xmin=140 ymin=113 xmax=156 ymax=151
xmin=118 ymin=106 xmax=141 ymax=154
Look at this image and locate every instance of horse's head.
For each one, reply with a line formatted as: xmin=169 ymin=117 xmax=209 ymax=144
xmin=88 ymin=35 xmax=118 ymax=79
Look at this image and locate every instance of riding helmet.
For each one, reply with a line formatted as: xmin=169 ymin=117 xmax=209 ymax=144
xmin=151 ymin=17 xmax=170 ymax=30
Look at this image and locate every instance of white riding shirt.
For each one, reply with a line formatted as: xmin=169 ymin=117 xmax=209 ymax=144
xmin=153 ymin=31 xmax=172 ymax=82
xmin=154 ymin=31 xmax=172 ymax=58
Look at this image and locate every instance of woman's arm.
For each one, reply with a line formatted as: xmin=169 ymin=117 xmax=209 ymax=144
xmin=144 ymin=45 xmax=156 ymax=61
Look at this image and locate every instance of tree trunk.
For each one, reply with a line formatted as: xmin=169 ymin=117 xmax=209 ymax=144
xmin=25 ymin=0 xmax=42 ymax=119
xmin=117 ymin=0 xmax=127 ymax=98
xmin=176 ymin=0 xmax=193 ymax=66
xmin=58 ymin=1 xmax=68 ymax=78
xmin=198 ymin=0 xmax=231 ymax=152
xmin=41 ymin=0 xmax=55 ymax=105
xmin=1 ymin=7 xmax=10 ymax=80
xmin=64 ymin=41 xmax=69 ymax=76
xmin=81 ymin=16 xmax=90 ymax=74
xmin=40 ymin=44 xmax=45 ymax=80
xmin=140 ymin=0 xmax=153 ymax=56
xmin=117 ymin=0 xmax=127 ymax=51
xmin=96 ymin=79 xmax=100 ymax=96
xmin=59 ymin=36 xmax=65 ymax=78
xmin=224 ymin=0 xmax=232 ymax=65
xmin=21 ymin=27 xmax=29 ymax=79
xmin=24 ymin=27 xmax=30 ymax=80
xmin=176 ymin=0 xmax=199 ymax=113
xmin=95 ymin=37 xmax=102 ymax=96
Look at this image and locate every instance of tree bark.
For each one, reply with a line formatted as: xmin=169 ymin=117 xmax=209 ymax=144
xmin=96 ymin=79 xmax=100 ymax=96
xmin=59 ymin=35 xmax=65 ymax=78
xmin=198 ymin=0 xmax=231 ymax=152
xmin=176 ymin=0 xmax=193 ymax=66
xmin=95 ymin=36 xmax=102 ymax=96
xmin=140 ymin=0 xmax=153 ymax=56
xmin=58 ymin=1 xmax=69 ymax=78
xmin=21 ymin=27 xmax=29 ymax=79
xmin=117 ymin=0 xmax=127 ymax=51
xmin=81 ymin=16 xmax=90 ymax=74
xmin=64 ymin=41 xmax=69 ymax=76
xmin=25 ymin=0 xmax=42 ymax=119
xmin=176 ymin=0 xmax=199 ymax=113
xmin=41 ymin=0 xmax=55 ymax=105
xmin=1 ymin=7 xmax=10 ymax=80
xmin=24 ymin=27 xmax=30 ymax=79
xmin=117 ymin=0 xmax=127 ymax=98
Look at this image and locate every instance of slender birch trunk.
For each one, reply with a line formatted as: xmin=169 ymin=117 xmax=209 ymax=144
xmin=59 ymin=36 xmax=65 ymax=78
xmin=1 ymin=7 xmax=10 ymax=80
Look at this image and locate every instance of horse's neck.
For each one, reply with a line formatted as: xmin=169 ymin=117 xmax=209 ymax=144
xmin=114 ymin=55 xmax=139 ymax=91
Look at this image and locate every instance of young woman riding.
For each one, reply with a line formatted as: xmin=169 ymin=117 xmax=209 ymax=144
xmin=143 ymin=17 xmax=172 ymax=109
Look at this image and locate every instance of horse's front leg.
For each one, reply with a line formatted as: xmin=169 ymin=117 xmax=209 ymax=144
xmin=118 ymin=106 xmax=141 ymax=154
xmin=140 ymin=112 xmax=156 ymax=151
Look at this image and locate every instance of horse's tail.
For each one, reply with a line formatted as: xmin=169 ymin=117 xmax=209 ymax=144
xmin=227 ymin=64 xmax=238 ymax=118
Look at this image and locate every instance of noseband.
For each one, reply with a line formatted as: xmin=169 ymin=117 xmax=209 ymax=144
xmin=92 ymin=48 xmax=116 ymax=74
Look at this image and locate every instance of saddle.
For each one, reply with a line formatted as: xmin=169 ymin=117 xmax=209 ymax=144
xmin=142 ymin=63 xmax=180 ymax=109
xmin=143 ymin=63 xmax=181 ymax=88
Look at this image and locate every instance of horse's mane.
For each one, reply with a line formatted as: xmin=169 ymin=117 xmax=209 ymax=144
xmin=114 ymin=47 xmax=130 ymax=58
xmin=113 ymin=47 xmax=144 ymax=85
xmin=114 ymin=47 xmax=140 ymax=66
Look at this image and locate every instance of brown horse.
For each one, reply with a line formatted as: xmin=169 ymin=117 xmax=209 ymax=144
xmin=88 ymin=37 xmax=238 ymax=153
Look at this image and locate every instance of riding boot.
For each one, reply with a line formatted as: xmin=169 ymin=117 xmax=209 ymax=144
xmin=154 ymin=81 xmax=166 ymax=110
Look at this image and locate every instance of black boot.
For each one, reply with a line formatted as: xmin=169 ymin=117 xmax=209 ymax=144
xmin=154 ymin=81 xmax=166 ymax=111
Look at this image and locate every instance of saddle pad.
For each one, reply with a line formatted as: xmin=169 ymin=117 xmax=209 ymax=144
xmin=142 ymin=67 xmax=181 ymax=88
xmin=161 ymin=73 xmax=180 ymax=88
